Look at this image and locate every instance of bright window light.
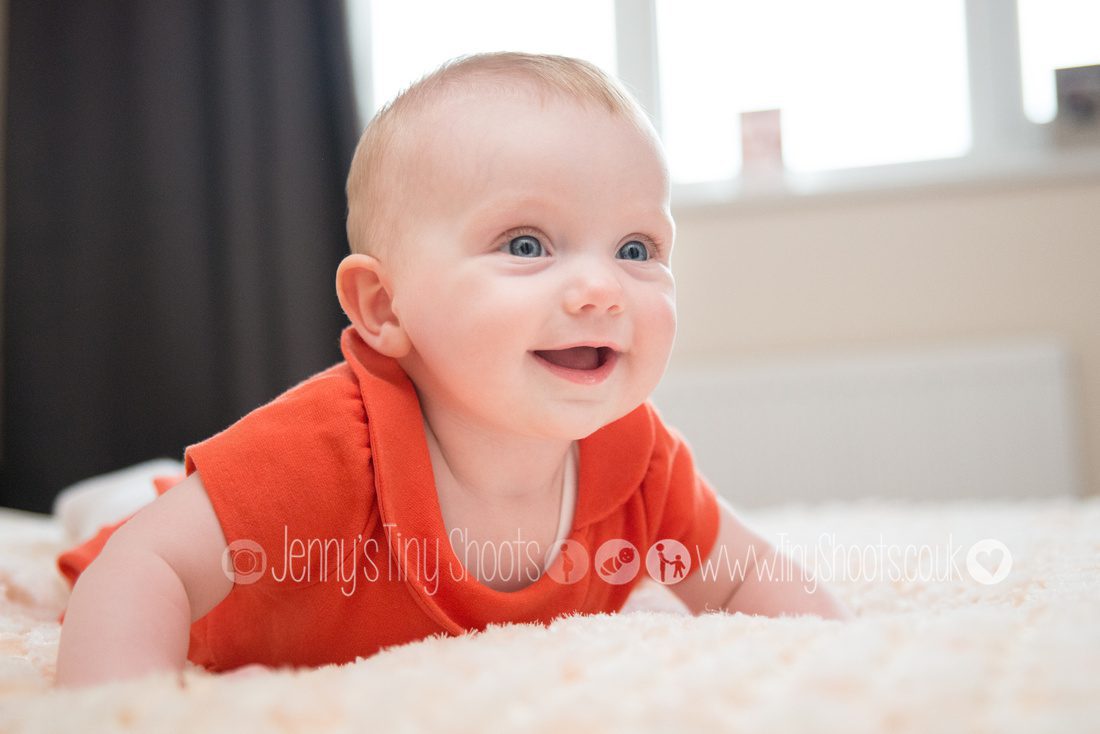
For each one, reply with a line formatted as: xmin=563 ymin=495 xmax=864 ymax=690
xmin=346 ymin=0 xmax=617 ymax=121
xmin=655 ymin=0 xmax=972 ymax=182
xmin=1017 ymin=0 xmax=1100 ymax=124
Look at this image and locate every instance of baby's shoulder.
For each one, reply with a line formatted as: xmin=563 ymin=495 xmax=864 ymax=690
xmin=226 ymin=362 xmax=369 ymax=443
xmin=185 ymin=360 xmax=374 ymax=492
xmin=601 ymin=399 xmax=696 ymax=491
xmin=602 ymin=399 xmax=684 ymax=455
xmin=185 ymin=361 xmax=377 ymax=557
xmin=266 ymin=361 xmax=365 ymax=415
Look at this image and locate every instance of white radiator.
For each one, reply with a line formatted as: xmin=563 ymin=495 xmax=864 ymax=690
xmin=650 ymin=340 xmax=1081 ymax=505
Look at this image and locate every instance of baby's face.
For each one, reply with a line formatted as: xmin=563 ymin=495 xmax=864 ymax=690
xmin=388 ymin=90 xmax=676 ymax=440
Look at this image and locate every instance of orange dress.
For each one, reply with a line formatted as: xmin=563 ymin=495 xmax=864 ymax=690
xmin=57 ymin=326 xmax=720 ymax=671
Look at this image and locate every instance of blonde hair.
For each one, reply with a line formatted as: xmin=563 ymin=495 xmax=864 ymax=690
xmin=344 ymin=52 xmax=655 ymax=264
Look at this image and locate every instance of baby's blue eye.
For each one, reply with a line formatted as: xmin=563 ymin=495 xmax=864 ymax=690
xmin=617 ymin=240 xmax=650 ymax=261
xmin=508 ymin=235 xmax=545 ymax=258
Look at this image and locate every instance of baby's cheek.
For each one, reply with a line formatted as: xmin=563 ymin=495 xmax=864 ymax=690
xmin=463 ymin=283 xmax=536 ymax=334
xmin=645 ymin=294 xmax=677 ymax=351
xmin=627 ymin=296 xmax=676 ymax=388
xmin=649 ymin=303 xmax=678 ymax=378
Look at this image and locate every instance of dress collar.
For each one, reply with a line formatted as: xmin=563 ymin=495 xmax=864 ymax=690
xmin=339 ymin=326 xmax=653 ymax=631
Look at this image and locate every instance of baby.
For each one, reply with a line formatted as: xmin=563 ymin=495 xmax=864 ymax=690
xmin=55 ymin=52 xmax=850 ymax=688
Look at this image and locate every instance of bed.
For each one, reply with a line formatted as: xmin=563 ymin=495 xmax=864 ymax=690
xmin=1 ymin=492 xmax=1097 ymax=733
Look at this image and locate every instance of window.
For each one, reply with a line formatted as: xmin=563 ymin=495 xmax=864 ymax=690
xmin=347 ymin=1 xmax=1097 ymax=197
xmin=655 ymin=0 xmax=971 ymax=182
xmin=1017 ymin=0 xmax=1100 ymax=124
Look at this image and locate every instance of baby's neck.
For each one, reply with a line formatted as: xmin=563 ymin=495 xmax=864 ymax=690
xmin=419 ymin=406 xmax=573 ymax=510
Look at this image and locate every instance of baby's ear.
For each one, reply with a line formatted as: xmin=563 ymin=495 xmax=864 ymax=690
xmin=335 ymin=254 xmax=412 ymax=358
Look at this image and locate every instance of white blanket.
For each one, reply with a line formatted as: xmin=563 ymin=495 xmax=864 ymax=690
xmin=1 ymin=497 xmax=1098 ymax=733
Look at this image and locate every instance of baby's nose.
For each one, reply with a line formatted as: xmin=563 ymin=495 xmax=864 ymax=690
xmin=563 ymin=261 xmax=625 ymax=315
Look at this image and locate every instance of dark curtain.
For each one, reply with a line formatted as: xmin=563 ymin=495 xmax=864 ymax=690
xmin=2 ymin=1 xmax=360 ymax=512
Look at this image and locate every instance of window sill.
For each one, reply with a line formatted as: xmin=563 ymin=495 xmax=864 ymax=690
xmin=670 ymin=141 xmax=1100 ymax=212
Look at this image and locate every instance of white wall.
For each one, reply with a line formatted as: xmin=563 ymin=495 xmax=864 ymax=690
xmin=664 ymin=173 xmax=1100 ymax=498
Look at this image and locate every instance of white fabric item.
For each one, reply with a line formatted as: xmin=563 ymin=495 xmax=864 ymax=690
xmin=4 ymin=494 xmax=1098 ymax=732
xmin=541 ymin=441 xmax=578 ymax=572
xmin=51 ymin=459 xmax=183 ymax=545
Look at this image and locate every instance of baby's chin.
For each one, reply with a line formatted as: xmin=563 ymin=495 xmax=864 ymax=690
xmin=521 ymin=400 xmax=642 ymax=441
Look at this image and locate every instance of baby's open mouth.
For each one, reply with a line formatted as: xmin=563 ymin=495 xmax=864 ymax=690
xmin=533 ymin=346 xmax=614 ymax=371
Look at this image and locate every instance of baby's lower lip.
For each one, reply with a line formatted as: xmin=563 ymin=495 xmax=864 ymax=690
xmin=531 ymin=350 xmax=619 ymax=385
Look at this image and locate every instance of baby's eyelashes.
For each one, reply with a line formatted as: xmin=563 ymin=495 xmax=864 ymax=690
xmin=498 ymin=230 xmax=660 ymax=262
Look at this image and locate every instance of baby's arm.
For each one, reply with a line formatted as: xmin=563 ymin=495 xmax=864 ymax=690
xmin=55 ymin=471 xmax=233 ymax=687
xmin=671 ymin=496 xmax=853 ymax=620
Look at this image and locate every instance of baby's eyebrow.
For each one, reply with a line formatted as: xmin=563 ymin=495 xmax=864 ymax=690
xmin=471 ymin=193 xmax=563 ymax=220
xmin=459 ymin=194 xmax=565 ymax=239
xmin=461 ymin=193 xmax=674 ymax=244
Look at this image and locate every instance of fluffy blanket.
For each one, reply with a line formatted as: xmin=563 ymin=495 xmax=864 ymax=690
xmin=1 ymin=497 xmax=1097 ymax=733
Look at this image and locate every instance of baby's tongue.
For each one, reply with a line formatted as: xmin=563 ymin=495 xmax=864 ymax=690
xmin=536 ymin=347 xmax=599 ymax=370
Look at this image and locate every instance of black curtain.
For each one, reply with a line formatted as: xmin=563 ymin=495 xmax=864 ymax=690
xmin=2 ymin=1 xmax=360 ymax=512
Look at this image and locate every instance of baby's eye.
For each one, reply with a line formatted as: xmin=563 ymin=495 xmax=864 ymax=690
xmin=616 ymin=240 xmax=650 ymax=262
xmin=507 ymin=235 xmax=545 ymax=258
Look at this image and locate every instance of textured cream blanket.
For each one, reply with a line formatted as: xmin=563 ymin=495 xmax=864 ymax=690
xmin=1 ymin=498 xmax=1098 ymax=733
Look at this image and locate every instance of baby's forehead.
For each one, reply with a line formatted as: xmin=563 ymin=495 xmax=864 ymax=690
xmin=403 ymin=81 xmax=649 ymax=173
xmin=389 ymin=88 xmax=573 ymax=183
xmin=420 ymin=92 xmax=657 ymax=195
xmin=409 ymin=77 xmax=588 ymax=139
